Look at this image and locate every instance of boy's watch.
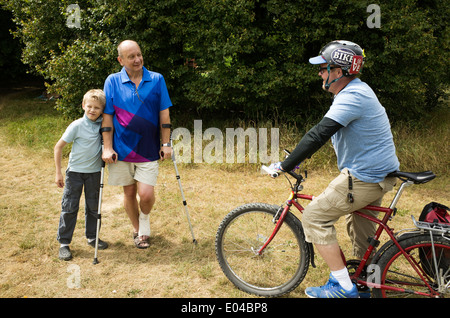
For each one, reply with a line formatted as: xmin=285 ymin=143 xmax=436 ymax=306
xmin=161 ymin=143 xmax=171 ymax=147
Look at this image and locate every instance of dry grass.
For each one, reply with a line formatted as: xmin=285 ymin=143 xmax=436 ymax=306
xmin=0 ymin=86 xmax=448 ymax=299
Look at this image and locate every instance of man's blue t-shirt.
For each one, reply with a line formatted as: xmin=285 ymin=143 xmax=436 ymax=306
xmin=325 ymin=78 xmax=400 ymax=183
xmin=104 ymin=67 xmax=172 ymax=162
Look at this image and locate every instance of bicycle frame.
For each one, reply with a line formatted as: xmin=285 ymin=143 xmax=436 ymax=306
xmin=258 ymin=170 xmax=443 ymax=297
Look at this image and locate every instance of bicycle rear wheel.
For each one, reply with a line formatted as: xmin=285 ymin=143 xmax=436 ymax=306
xmin=372 ymin=234 xmax=450 ymax=298
xmin=215 ymin=203 xmax=310 ymax=297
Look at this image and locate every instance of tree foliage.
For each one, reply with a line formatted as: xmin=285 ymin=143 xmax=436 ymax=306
xmin=1 ymin=0 xmax=448 ymax=122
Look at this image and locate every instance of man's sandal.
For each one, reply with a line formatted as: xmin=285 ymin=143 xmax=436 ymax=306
xmin=135 ymin=212 xmax=150 ymax=249
xmin=134 ymin=235 xmax=150 ymax=249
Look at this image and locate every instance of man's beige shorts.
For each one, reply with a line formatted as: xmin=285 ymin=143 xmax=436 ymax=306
xmin=301 ymin=168 xmax=397 ymax=258
xmin=108 ymin=161 xmax=159 ymax=186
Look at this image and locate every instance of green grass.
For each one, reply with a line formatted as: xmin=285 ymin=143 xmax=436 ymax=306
xmin=0 ymin=88 xmax=72 ymax=156
xmin=391 ymin=114 xmax=449 ymax=175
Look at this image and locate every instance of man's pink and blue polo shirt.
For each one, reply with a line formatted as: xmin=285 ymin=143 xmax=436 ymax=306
xmin=104 ymin=66 xmax=172 ymax=162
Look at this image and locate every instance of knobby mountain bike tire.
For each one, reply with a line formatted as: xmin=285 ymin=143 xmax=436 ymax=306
xmin=215 ymin=203 xmax=310 ymax=297
xmin=372 ymin=234 xmax=450 ymax=298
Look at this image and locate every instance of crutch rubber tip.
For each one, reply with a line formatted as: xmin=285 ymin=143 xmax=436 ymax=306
xmin=193 ymin=239 xmax=198 ymax=244
xmin=93 ymin=258 xmax=99 ymax=265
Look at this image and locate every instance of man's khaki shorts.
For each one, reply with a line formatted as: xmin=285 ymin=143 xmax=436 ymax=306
xmin=107 ymin=160 xmax=159 ymax=186
xmin=301 ymin=168 xmax=397 ymax=258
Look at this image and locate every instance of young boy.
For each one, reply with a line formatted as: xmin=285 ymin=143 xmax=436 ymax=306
xmin=54 ymin=89 xmax=109 ymax=261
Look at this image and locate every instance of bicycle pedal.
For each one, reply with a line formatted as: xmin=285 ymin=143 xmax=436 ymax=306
xmin=354 ymin=283 xmax=371 ymax=298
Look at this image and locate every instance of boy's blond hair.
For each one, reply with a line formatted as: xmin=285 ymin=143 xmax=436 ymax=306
xmin=82 ymin=89 xmax=106 ymax=108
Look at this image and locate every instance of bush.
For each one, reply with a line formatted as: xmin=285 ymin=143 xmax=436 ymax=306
xmin=1 ymin=0 xmax=448 ymax=122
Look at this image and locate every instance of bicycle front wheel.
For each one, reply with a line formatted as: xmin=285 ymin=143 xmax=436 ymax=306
xmin=215 ymin=203 xmax=310 ymax=297
xmin=372 ymin=234 xmax=450 ymax=298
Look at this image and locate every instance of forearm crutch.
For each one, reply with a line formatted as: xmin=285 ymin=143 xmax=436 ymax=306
xmin=93 ymin=127 xmax=112 ymax=264
xmin=162 ymin=124 xmax=197 ymax=244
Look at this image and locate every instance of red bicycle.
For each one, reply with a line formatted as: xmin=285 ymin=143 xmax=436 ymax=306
xmin=215 ymin=159 xmax=450 ymax=298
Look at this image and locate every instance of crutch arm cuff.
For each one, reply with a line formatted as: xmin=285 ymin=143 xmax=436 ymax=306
xmin=100 ymin=127 xmax=112 ymax=134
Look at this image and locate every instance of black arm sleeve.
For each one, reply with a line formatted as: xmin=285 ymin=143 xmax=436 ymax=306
xmin=281 ymin=117 xmax=343 ymax=172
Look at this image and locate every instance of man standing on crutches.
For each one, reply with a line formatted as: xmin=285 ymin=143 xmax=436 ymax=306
xmin=101 ymin=40 xmax=176 ymax=249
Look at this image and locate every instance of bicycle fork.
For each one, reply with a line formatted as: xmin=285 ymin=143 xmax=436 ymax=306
xmin=256 ymin=204 xmax=290 ymax=255
xmin=256 ymin=194 xmax=316 ymax=267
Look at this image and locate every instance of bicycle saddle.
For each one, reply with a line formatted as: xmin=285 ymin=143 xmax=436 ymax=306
xmin=387 ymin=171 xmax=436 ymax=184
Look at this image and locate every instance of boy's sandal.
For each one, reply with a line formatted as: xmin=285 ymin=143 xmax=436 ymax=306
xmin=134 ymin=235 xmax=150 ymax=249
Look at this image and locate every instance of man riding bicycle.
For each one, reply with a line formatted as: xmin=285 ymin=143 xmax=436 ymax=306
xmin=270 ymin=40 xmax=399 ymax=298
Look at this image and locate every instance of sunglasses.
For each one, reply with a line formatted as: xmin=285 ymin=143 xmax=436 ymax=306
xmin=318 ymin=66 xmax=338 ymax=74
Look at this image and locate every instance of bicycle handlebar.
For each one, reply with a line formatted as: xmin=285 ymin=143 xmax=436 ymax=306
xmin=261 ymin=165 xmax=304 ymax=182
xmin=261 ymin=165 xmax=280 ymax=178
xmin=261 ymin=149 xmax=304 ymax=182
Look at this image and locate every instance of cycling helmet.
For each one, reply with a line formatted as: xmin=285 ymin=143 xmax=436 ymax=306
xmin=309 ymin=40 xmax=365 ymax=90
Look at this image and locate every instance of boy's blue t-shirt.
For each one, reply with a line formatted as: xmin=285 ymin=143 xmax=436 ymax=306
xmin=103 ymin=66 xmax=172 ymax=162
xmin=325 ymin=78 xmax=400 ymax=183
xmin=62 ymin=115 xmax=103 ymax=173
